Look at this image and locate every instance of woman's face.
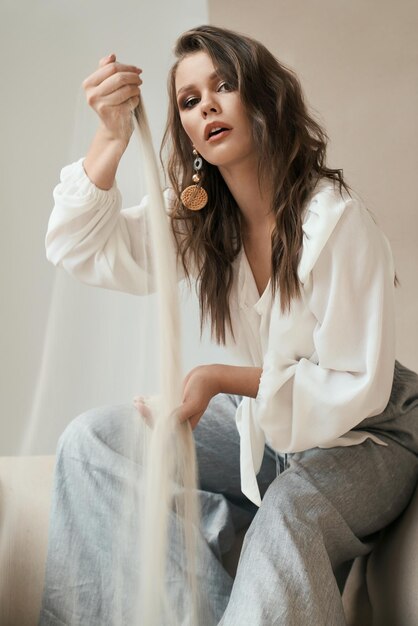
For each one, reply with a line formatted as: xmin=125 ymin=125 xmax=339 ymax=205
xmin=175 ymin=51 xmax=256 ymax=170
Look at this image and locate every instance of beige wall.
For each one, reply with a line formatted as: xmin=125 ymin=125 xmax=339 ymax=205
xmin=209 ymin=0 xmax=418 ymax=371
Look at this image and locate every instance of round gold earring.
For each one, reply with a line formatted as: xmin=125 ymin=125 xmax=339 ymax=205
xmin=180 ymin=149 xmax=208 ymax=211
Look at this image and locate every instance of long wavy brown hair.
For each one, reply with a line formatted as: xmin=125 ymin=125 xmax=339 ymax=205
xmin=161 ymin=25 xmax=349 ymax=344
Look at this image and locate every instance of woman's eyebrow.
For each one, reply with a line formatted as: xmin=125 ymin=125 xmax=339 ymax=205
xmin=176 ymin=71 xmax=219 ymax=96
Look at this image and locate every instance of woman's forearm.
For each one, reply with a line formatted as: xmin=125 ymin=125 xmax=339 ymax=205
xmin=206 ymin=364 xmax=263 ymax=399
xmin=81 ymin=55 xmax=141 ymax=190
xmin=177 ymin=364 xmax=263 ymax=428
xmin=83 ymin=124 xmax=129 ymax=191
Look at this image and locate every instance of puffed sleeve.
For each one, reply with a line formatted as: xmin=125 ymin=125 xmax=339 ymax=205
xmin=45 ymin=158 xmax=182 ymax=295
xmin=255 ymin=193 xmax=396 ymax=453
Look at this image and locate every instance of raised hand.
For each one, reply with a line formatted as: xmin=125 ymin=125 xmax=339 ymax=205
xmin=82 ymin=53 xmax=142 ymax=146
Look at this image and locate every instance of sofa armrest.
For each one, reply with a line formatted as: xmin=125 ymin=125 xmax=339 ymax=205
xmin=0 ymin=456 xmax=55 ymax=626
xmin=366 ymin=482 xmax=418 ymax=626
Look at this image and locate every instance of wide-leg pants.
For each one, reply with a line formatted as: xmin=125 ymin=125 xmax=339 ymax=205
xmin=39 ymin=361 xmax=418 ymax=625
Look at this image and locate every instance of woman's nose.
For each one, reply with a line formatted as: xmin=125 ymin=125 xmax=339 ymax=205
xmin=200 ymin=97 xmax=220 ymax=117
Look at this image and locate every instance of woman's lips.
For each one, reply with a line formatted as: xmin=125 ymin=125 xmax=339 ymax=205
xmin=207 ymin=129 xmax=232 ymax=143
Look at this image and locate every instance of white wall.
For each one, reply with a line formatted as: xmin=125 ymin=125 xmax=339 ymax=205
xmin=0 ymin=0 xmax=231 ymax=454
xmin=209 ymin=0 xmax=418 ymax=372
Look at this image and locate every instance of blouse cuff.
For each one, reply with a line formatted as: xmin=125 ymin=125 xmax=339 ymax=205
xmin=56 ymin=157 xmax=121 ymax=206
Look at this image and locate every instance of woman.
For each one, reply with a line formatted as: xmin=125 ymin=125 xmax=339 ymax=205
xmin=40 ymin=25 xmax=418 ymax=625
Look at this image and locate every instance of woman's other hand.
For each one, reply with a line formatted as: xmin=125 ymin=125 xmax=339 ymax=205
xmin=133 ymin=373 xmax=218 ymax=431
xmin=82 ymin=53 xmax=142 ymax=146
xmin=133 ymin=364 xmax=261 ymax=430
xmin=177 ymin=366 xmax=221 ymax=430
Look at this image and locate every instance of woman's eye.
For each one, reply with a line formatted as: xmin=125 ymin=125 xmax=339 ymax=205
xmin=218 ymin=81 xmax=233 ymax=92
xmin=180 ymin=82 xmax=233 ymax=109
xmin=183 ymin=96 xmax=199 ymax=109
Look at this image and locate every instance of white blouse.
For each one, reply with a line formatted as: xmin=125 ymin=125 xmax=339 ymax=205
xmin=46 ymin=158 xmax=396 ymax=506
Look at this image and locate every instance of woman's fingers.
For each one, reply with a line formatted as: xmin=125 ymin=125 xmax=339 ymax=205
xmin=133 ymin=396 xmax=153 ymax=423
xmin=133 ymin=395 xmax=202 ymax=430
xmin=92 ymin=71 xmax=142 ymax=100
xmin=83 ymin=61 xmax=142 ymax=89
xmin=176 ymin=400 xmax=203 ymax=430
xmin=188 ymin=416 xmax=201 ymax=430
xmin=125 ymin=95 xmax=141 ymax=113
xmin=133 ymin=397 xmax=150 ymax=416
xmin=180 ymin=411 xmax=201 ymax=430
xmin=134 ymin=397 xmax=199 ymax=430
xmin=82 ymin=54 xmax=142 ymax=108
xmin=82 ymin=55 xmax=143 ymax=143
xmin=98 ymin=53 xmax=116 ymax=68
xmin=89 ymin=83 xmax=141 ymax=113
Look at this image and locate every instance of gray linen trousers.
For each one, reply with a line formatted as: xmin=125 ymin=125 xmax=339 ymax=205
xmin=39 ymin=360 xmax=418 ymax=625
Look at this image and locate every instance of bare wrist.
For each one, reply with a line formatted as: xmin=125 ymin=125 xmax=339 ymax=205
xmin=97 ymin=123 xmax=130 ymax=152
xmin=206 ymin=364 xmax=223 ymax=396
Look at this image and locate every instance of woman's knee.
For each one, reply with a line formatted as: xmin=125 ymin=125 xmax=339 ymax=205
xmin=249 ymin=468 xmax=364 ymax=569
xmin=57 ymin=403 xmax=141 ymax=460
xmin=249 ymin=469 xmax=325 ymax=543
